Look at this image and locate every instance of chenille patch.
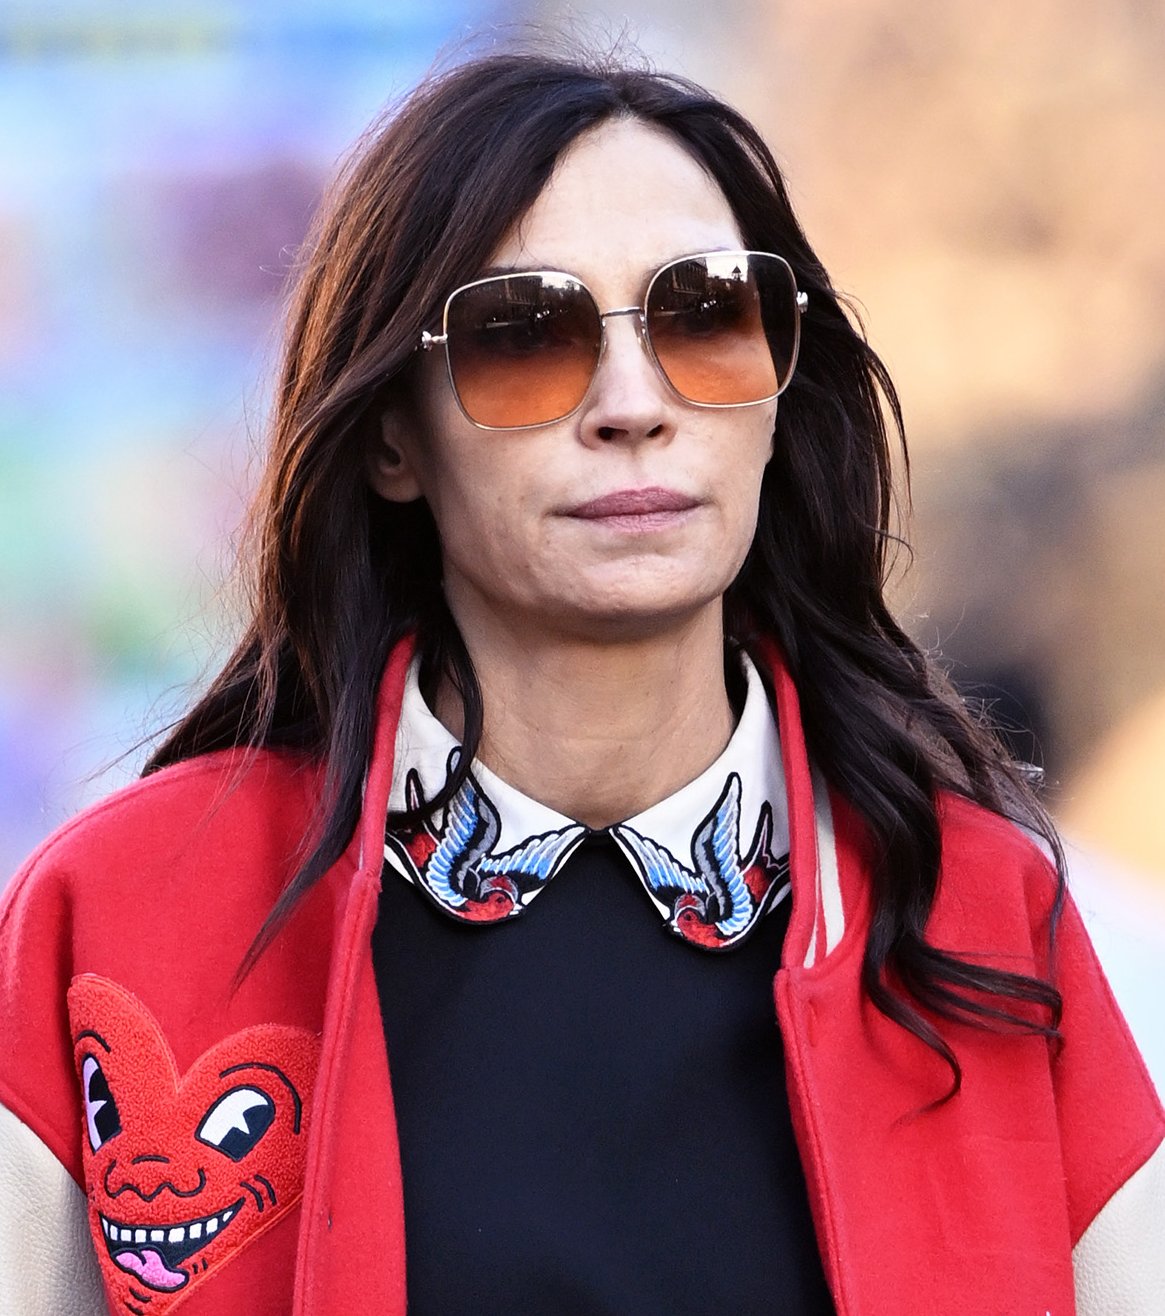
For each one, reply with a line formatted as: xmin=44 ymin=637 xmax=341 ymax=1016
xmin=68 ymin=974 xmax=320 ymax=1315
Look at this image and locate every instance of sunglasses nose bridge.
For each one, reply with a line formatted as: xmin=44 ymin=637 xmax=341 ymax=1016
xmin=597 ymin=305 xmax=645 ymax=346
xmin=594 ymin=304 xmax=687 ymax=414
xmin=599 ymin=306 xmax=643 ymax=322
xmin=595 ymin=304 xmax=652 ymax=369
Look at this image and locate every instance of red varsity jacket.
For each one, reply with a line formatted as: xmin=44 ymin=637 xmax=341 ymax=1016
xmin=0 ymin=636 xmax=1161 ymax=1314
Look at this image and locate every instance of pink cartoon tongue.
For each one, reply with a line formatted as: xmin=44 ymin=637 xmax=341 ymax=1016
xmin=112 ymin=1247 xmax=186 ymax=1291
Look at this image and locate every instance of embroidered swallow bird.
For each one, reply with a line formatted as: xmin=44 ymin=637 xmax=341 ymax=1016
xmin=384 ymin=752 xmax=586 ymax=921
xmin=613 ymin=773 xmax=789 ymax=949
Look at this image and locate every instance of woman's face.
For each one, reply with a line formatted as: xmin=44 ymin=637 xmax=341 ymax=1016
xmin=375 ymin=118 xmax=778 ymax=644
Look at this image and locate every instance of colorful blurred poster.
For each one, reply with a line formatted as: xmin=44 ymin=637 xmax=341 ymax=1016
xmin=0 ymin=1 xmax=498 ymax=875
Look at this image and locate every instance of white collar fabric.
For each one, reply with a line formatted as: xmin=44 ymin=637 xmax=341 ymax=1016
xmin=382 ymin=652 xmax=791 ymax=951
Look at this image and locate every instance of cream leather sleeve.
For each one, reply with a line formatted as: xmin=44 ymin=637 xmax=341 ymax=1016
xmin=0 ymin=1102 xmax=107 ymax=1314
xmin=1074 ymin=1138 xmax=1165 ymax=1315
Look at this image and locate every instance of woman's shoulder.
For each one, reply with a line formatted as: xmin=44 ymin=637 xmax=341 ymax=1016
xmin=934 ymin=789 xmax=1057 ymax=890
xmin=0 ymin=744 xmax=336 ymax=1095
xmin=924 ymin=789 xmax=1061 ymax=946
xmin=4 ymin=745 xmax=324 ymax=915
xmin=936 ymin=789 xmax=1054 ymax=865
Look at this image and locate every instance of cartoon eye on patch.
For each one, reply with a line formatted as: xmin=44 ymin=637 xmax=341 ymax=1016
xmin=81 ymin=1053 xmax=122 ymax=1152
xmin=196 ymin=1086 xmax=275 ymax=1161
xmin=68 ymin=974 xmax=320 ymax=1315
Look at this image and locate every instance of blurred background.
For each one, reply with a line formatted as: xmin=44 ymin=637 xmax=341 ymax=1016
xmin=2 ymin=1 xmax=1163 ymax=1083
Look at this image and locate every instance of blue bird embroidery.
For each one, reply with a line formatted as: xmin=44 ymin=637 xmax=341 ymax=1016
xmin=614 ymin=773 xmax=789 ymax=949
xmin=384 ymin=752 xmax=585 ymax=921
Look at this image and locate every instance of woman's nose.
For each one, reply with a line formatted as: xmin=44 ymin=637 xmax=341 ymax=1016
xmin=577 ymin=312 xmax=677 ymax=446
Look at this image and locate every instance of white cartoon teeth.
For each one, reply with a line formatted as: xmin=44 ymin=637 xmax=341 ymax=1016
xmin=100 ymin=1203 xmax=239 ymax=1250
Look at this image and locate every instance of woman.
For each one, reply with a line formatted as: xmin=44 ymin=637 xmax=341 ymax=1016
xmin=0 ymin=48 xmax=1160 ymax=1316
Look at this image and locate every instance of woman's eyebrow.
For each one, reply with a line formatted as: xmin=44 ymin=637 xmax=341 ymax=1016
xmin=474 ymin=262 xmax=556 ymax=278
xmin=474 ymin=246 xmax=742 ymax=284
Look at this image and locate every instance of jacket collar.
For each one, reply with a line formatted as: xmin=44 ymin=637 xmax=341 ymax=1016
xmin=380 ymin=651 xmax=792 ymax=951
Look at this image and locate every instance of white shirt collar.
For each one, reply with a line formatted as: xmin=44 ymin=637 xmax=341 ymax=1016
xmin=382 ymin=652 xmax=790 ymax=950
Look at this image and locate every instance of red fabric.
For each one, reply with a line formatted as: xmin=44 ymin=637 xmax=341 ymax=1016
xmin=778 ymin=798 xmax=1077 ymax=1312
xmin=0 ymin=635 xmax=1160 ymax=1314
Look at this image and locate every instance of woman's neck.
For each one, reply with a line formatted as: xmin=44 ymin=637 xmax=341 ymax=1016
xmin=433 ymin=608 xmax=736 ymax=829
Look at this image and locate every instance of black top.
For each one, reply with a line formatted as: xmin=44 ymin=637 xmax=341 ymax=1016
xmin=372 ymin=830 xmax=835 ymax=1315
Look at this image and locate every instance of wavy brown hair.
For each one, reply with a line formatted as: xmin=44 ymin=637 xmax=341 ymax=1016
xmin=146 ymin=48 xmax=1064 ymax=1093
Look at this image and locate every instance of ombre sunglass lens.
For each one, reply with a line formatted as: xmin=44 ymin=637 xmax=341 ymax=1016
xmin=446 ymin=273 xmax=601 ymax=429
xmin=645 ymin=252 xmax=795 ymax=406
xmin=437 ymin=252 xmax=802 ymax=429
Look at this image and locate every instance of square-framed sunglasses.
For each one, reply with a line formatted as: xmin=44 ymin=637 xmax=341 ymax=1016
xmin=419 ymin=249 xmax=808 ymax=430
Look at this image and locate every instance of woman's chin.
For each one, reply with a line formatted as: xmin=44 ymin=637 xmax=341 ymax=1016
xmin=535 ymin=581 xmax=729 ymax=642
xmin=447 ymin=556 xmax=737 ymax=644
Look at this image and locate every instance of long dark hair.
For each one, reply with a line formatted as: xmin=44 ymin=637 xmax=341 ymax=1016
xmin=146 ymin=48 xmax=1063 ymax=1090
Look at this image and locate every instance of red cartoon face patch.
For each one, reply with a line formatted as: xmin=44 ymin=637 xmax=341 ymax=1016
xmin=68 ymin=974 xmax=320 ymax=1314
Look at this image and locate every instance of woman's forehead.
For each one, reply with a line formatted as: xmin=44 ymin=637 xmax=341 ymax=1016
xmin=486 ymin=118 xmax=744 ymax=301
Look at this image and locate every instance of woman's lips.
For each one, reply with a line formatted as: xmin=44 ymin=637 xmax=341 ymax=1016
xmin=564 ymin=487 xmax=702 ymax=531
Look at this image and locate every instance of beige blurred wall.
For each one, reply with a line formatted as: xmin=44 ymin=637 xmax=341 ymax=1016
xmin=529 ymin=0 xmax=1165 ymax=438
xmin=525 ymin=0 xmax=1165 ymax=877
